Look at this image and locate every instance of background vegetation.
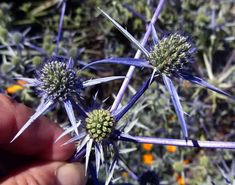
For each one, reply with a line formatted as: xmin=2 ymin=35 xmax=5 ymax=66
xmin=0 ymin=0 xmax=235 ymax=184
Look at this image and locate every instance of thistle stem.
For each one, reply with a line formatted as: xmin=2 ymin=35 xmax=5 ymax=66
xmin=54 ymin=1 xmax=66 ymax=55
xmin=110 ymin=0 xmax=165 ymax=112
xmin=89 ymin=163 xmax=100 ymax=185
xmin=120 ymin=133 xmax=235 ymax=150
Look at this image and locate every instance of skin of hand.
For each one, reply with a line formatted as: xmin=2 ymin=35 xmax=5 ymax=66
xmin=0 ymin=94 xmax=86 ymax=185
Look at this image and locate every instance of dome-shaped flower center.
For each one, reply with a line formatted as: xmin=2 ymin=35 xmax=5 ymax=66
xmin=86 ymin=109 xmax=115 ymax=142
xmin=39 ymin=60 xmax=77 ymax=101
xmin=148 ymin=33 xmax=194 ymax=75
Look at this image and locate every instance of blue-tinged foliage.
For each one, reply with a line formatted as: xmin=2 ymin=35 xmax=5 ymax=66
xmin=1 ymin=1 xmax=235 ymax=185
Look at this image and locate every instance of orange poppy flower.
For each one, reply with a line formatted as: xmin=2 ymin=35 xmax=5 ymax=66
xmin=6 ymin=80 xmax=27 ymax=94
xmin=6 ymin=85 xmax=24 ymax=94
xmin=183 ymin=159 xmax=190 ymax=165
xmin=176 ymin=175 xmax=185 ymax=185
xmin=142 ymin=153 xmax=154 ymax=165
xmin=142 ymin=143 xmax=153 ymax=151
xmin=166 ymin=145 xmax=177 ymax=153
xmin=122 ymin=171 xmax=128 ymax=178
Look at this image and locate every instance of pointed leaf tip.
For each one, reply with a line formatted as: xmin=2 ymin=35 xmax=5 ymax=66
xmin=64 ymin=101 xmax=78 ymax=135
xmin=83 ymin=76 xmax=126 ymax=87
xmin=82 ymin=58 xmax=152 ymax=71
xmin=181 ymin=72 xmax=235 ymax=100
xmin=162 ymin=74 xmax=188 ymax=139
xmin=98 ymin=8 xmax=150 ymax=57
xmin=11 ymin=100 xmax=53 ymax=143
xmin=85 ymin=139 xmax=93 ymax=176
xmin=151 ymin=23 xmax=159 ymax=45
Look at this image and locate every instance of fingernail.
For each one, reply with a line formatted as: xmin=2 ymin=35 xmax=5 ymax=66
xmin=56 ymin=162 xmax=86 ymax=185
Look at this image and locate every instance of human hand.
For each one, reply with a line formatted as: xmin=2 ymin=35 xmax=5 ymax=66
xmin=0 ymin=94 xmax=86 ymax=185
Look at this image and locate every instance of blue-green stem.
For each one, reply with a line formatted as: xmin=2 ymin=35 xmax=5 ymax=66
xmin=110 ymin=0 xmax=165 ymax=112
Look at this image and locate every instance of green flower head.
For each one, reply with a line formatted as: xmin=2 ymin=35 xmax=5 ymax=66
xmin=148 ymin=33 xmax=195 ymax=75
xmin=38 ymin=56 xmax=82 ymax=101
xmin=86 ymin=109 xmax=115 ymax=142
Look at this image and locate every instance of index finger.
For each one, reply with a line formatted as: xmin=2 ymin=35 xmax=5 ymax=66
xmin=0 ymin=94 xmax=75 ymax=161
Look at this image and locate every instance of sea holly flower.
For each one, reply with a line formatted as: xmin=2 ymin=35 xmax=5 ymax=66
xmin=11 ymin=55 xmax=125 ymax=142
xmin=59 ymin=77 xmax=235 ymax=185
xmin=10 ymin=1 xmax=125 ymax=142
xmin=84 ymin=9 xmax=235 ymax=140
xmin=0 ymin=28 xmax=47 ymax=55
xmin=53 ymin=79 xmax=175 ymax=185
xmin=56 ymin=87 xmax=149 ymax=185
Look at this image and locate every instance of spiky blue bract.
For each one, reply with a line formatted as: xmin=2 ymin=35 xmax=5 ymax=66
xmin=151 ymin=23 xmax=159 ymax=45
xmin=98 ymin=8 xmax=150 ymax=58
xmin=11 ymin=100 xmax=54 ymax=142
xmin=85 ymin=138 xmax=93 ymax=174
xmin=180 ymin=72 xmax=235 ymax=100
xmin=162 ymin=74 xmax=188 ymax=140
xmin=24 ymin=42 xmax=47 ymax=55
xmin=62 ymin=131 xmax=86 ymax=145
xmin=64 ymin=100 xmax=79 ymax=135
xmin=55 ymin=120 xmax=82 ymax=143
xmin=82 ymin=76 xmax=125 ymax=87
xmin=95 ymin=144 xmax=101 ymax=176
xmin=106 ymin=158 xmax=118 ymax=185
xmin=88 ymin=163 xmax=100 ymax=185
xmin=15 ymin=77 xmax=41 ymax=87
xmin=82 ymin=58 xmax=152 ymax=70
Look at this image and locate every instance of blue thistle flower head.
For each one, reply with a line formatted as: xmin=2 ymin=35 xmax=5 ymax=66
xmin=148 ymin=33 xmax=196 ymax=75
xmin=11 ymin=54 xmax=125 ymax=142
xmin=12 ymin=31 xmax=24 ymax=45
xmin=57 ymin=89 xmax=148 ymax=184
xmin=10 ymin=3 xmax=126 ymax=143
xmin=85 ymin=109 xmax=115 ymax=142
xmin=36 ymin=56 xmax=83 ymax=102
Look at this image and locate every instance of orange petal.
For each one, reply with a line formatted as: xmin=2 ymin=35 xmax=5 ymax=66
xmin=141 ymin=143 xmax=153 ymax=151
xmin=121 ymin=171 xmax=128 ymax=178
xmin=166 ymin=145 xmax=177 ymax=153
xmin=142 ymin=153 xmax=154 ymax=165
xmin=176 ymin=175 xmax=185 ymax=185
xmin=183 ymin=159 xmax=190 ymax=164
xmin=6 ymin=85 xmax=23 ymax=94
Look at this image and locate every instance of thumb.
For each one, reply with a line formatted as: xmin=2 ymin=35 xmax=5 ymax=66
xmin=56 ymin=162 xmax=87 ymax=185
xmin=1 ymin=161 xmax=86 ymax=185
